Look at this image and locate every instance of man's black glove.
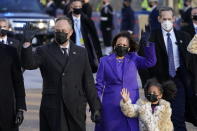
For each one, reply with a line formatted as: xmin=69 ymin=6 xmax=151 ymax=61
xmin=23 ymin=22 xmax=38 ymax=42
xmin=140 ymin=25 xmax=151 ymax=46
xmin=15 ymin=110 xmax=24 ymax=127
xmin=91 ymin=110 xmax=101 ymax=123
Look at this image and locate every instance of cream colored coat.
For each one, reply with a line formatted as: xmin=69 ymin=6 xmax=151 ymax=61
xmin=187 ymin=34 xmax=197 ymax=54
xmin=120 ymin=98 xmax=173 ymax=131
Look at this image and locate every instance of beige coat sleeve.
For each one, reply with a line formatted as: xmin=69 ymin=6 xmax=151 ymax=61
xmin=120 ymin=99 xmax=139 ymax=118
xmin=187 ymin=34 xmax=197 ymax=54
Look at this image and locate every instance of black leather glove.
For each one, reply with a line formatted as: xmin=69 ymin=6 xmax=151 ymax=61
xmin=140 ymin=25 xmax=151 ymax=46
xmin=23 ymin=22 xmax=38 ymax=42
xmin=15 ymin=110 xmax=24 ymax=127
xmin=91 ymin=110 xmax=101 ymax=123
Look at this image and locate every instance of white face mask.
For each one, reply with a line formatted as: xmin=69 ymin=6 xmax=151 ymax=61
xmin=161 ymin=20 xmax=173 ymax=31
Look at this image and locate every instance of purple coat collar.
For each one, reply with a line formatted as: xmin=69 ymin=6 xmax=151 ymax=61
xmin=106 ymin=53 xmax=136 ymax=81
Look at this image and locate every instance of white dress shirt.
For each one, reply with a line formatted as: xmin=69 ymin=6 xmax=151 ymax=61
xmin=0 ymin=36 xmax=8 ymax=45
xmin=162 ymin=29 xmax=180 ymax=70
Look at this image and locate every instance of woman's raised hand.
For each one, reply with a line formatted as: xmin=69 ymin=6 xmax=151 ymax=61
xmin=120 ymin=88 xmax=130 ymax=103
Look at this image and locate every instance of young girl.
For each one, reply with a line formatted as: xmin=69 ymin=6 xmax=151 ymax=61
xmin=120 ymin=78 xmax=177 ymax=131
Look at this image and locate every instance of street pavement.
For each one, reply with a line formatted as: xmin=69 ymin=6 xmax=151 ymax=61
xmin=20 ymin=69 xmax=197 ymax=131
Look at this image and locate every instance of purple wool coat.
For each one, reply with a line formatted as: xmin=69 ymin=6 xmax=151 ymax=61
xmin=95 ymin=43 xmax=156 ymax=131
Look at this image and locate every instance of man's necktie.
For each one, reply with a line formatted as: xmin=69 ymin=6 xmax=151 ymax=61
xmin=74 ymin=19 xmax=83 ymax=46
xmin=61 ymin=48 xmax=69 ymax=65
xmin=62 ymin=48 xmax=68 ymax=58
xmin=167 ymin=33 xmax=176 ymax=77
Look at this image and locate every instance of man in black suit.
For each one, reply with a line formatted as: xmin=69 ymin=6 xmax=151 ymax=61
xmin=139 ymin=7 xmax=191 ymax=131
xmin=67 ymin=0 xmax=102 ymax=73
xmin=0 ymin=19 xmax=22 ymax=56
xmin=82 ymin=0 xmax=92 ymax=18
xmin=180 ymin=0 xmax=192 ymax=25
xmin=148 ymin=0 xmax=160 ymax=31
xmin=0 ymin=43 xmax=26 ymax=131
xmin=21 ymin=16 xmax=101 ymax=131
xmin=121 ymin=0 xmax=135 ymax=32
xmin=181 ymin=7 xmax=197 ymax=39
xmin=100 ymin=0 xmax=113 ymax=55
xmin=181 ymin=7 xmax=197 ymax=126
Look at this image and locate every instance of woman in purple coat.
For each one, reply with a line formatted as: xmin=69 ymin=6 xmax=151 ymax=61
xmin=95 ymin=31 xmax=156 ymax=131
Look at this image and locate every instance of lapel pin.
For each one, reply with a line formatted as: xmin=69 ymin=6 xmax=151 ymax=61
xmin=10 ymin=41 xmax=13 ymax=45
xmin=180 ymin=40 xmax=183 ymax=43
xmin=73 ymin=52 xmax=76 ymax=55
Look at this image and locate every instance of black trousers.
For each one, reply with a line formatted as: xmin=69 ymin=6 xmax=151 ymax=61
xmin=101 ymin=29 xmax=112 ymax=47
xmin=40 ymin=101 xmax=83 ymax=131
xmin=170 ymin=68 xmax=187 ymax=131
xmin=40 ymin=106 xmax=61 ymax=131
xmin=0 ymin=127 xmax=18 ymax=131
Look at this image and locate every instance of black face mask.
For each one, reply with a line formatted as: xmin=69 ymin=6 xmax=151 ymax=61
xmin=192 ymin=15 xmax=197 ymax=21
xmin=55 ymin=32 xmax=68 ymax=45
xmin=149 ymin=3 xmax=153 ymax=8
xmin=146 ymin=93 xmax=158 ymax=103
xmin=115 ymin=46 xmax=129 ymax=57
xmin=73 ymin=8 xmax=82 ymax=15
xmin=0 ymin=28 xmax=8 ymax=37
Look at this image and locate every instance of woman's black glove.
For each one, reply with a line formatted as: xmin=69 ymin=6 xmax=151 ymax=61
xmin=15 ymin=110 xmax=24 ymax=127
xmin=140 ymin=25 xmax=151 ymax=46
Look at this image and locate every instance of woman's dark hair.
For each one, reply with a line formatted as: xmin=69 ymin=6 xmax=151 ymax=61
xmin=112 ymin=31 xmax=138 ymax=52
xmin=144 ymin=78 xmax=177 ymax=101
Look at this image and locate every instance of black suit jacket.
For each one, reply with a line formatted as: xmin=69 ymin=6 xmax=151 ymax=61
xmin=7 ymin=37 xmax=22 ymax=60
xmin=21 ymin=41 xmax=101 ymax=130
xmin=68 ymin=13 xmax=102 ymax=73
xmin=181 ymin=23 xmax=196 ymax=38
xmin=0 ymin=44 xmax=26 ymax=128
xmin=139 ymin=28 xmax=191 ymax=84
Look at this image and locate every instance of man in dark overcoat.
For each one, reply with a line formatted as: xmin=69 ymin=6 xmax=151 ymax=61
xmin=0 ymin=43 xmax=26 ymax=131
xmin=21 ymin=16 xmax=101 ymax=131
xmin=67 ymin=0 xmax=102 ymax=73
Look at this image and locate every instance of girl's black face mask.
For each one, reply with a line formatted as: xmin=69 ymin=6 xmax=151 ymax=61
xmin=146 ymin=93 xmax=158 ymax=103
xmin=115 ymin=46 xmax=129 ymax=57
xmin=55 ymin=32 xmax=68 ymax=45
